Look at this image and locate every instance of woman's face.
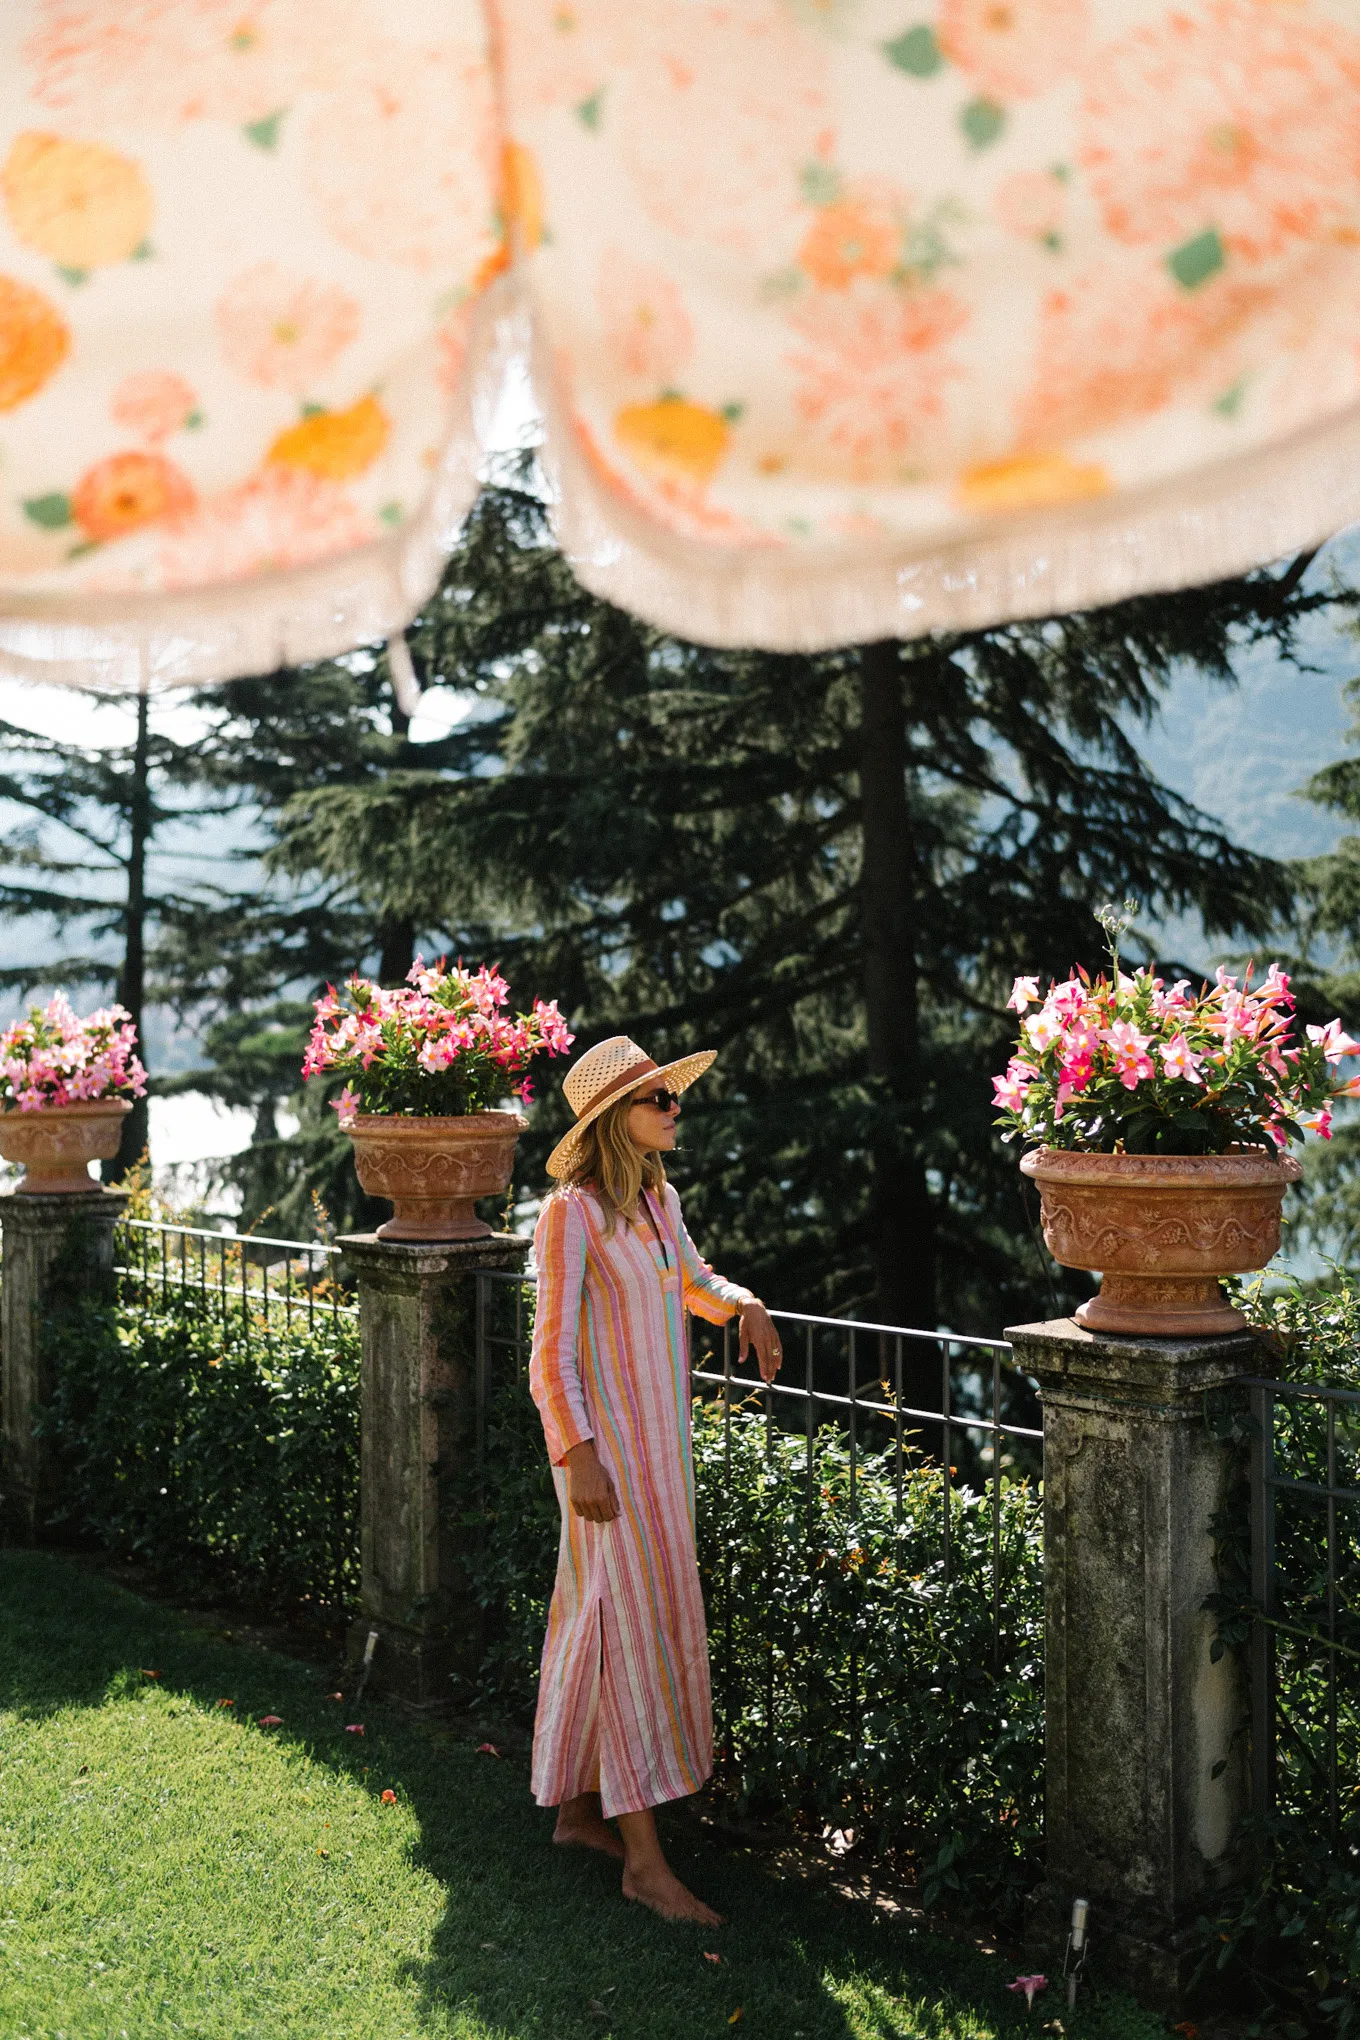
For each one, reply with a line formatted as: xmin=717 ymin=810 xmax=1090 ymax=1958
xmin=626 ymin=1085 xmax=681 ymax=1154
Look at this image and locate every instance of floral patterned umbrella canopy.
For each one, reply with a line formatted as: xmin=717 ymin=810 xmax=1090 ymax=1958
xmin=1 ymin=0 xmax=1359 ymax=686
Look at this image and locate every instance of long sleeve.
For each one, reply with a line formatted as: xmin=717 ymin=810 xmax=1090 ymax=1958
xmin=530 ymin=1191 xmax=593 ymax=1465
xmin=663 ymin=1185 xmax=754 ymax=1325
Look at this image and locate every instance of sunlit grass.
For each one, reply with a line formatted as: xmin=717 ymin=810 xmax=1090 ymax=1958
xmin=0 ymin=1551 xmax=1165 ymax=2040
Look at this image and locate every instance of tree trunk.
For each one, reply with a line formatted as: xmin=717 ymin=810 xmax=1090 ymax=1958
xmin=858 ymin=641 xmax=938 ymax=1412
xmin=377 ymin=916 xmax=415 ymax=987
xmin=109 ymin=691 xmax=151 ymax=1182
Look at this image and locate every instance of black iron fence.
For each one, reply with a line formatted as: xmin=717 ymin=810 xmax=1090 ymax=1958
xmin=118 ymin=1217 xmax=357 ymax=1338
xmin=473 ymin=1268 xmax=1045 ymax=1886
xmin=1250 ymin=1376 xmax=1360 ymax=1846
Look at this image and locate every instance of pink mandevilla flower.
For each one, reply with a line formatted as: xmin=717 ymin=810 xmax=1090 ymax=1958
xmin=1024 ymin=1007 xmax=1064 ymax=1052
xmin=1007 ymin=1974 xmax=1048 ymax=2008
xmin=1307 ymin=1020 xmax=1360 ymax=1064
xmin=1007 ymin=975 xmax=1040 ymax=1012
xmin=1103 ymin=1019 xmax=1155 ymax=1090
xmin=1158 ymin=1034 xmax=1204 ymax=1085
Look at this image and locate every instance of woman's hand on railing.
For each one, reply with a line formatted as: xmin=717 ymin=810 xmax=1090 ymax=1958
xmin=738 ymin=1299 xmax=783 ymax=1384
xmin=563 ymin=1440 xmax=620 ymax=1523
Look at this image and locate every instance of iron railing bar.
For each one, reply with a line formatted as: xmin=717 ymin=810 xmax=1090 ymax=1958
xmin=689 ymin=1370 xmax=1043 ymax=1438
xmin=124 ymin=1216 xmax=343 ymax=1259
xmin=1250 ymin=1380 xmax=1277 ymax=1821
xmin=1258 ymin=1474 xmax=1360 ymax=1505
xmin=764 ymin=1306 xmax=1010 ymax=1353
xmin=1327 ymin=1398 xmax=1339 ymax=1849
xmin=1242 ymin=1374 xmax=1360 ymax=1409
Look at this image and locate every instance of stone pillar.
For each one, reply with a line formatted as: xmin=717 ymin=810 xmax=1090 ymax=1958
xmin=1 ymin=1188 xmax=128 ymax=1535
xmin=339 ymin=1230 xmax=531 ymax=1706
xmin=1008 ymin=1315 xmax=1259 ymax=2012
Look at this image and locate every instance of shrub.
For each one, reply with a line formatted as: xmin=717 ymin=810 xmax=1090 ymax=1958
xmin=38 ymin=1223 xmax=360 ymax=1610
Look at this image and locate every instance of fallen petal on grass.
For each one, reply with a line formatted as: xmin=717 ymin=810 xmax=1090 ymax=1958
xmin=215 ymin=1698 xmax=234 ymax=1708
xmin=326 ymin=1691 xmax=344 ymax=1701
xmin=729 ymin=2010 xmax=743 ymax=2025
xmin=258 ymin=1714 xmax=282 ymax=1727
xmin=381 ymin=1788 xmax=397 ymax=1804
xmin=476 ymin=1741 xmax=502 ymax=1757
xmin=344 ymin=1723 xmax=364 ymax=1735
xmin=703 ymin=1952 xmax=722 ymax=1964
xmin=1008 ymin=1974 xmax=1048 ymax=2009
xmin=139 ymin=1668 xmax=162 ymax=1680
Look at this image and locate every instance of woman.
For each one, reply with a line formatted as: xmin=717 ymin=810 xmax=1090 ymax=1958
xmin=529 ymin=1035 xmax=782 ymax=1925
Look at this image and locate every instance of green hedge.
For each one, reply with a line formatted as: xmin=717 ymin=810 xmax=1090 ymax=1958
xmin=460 ymin=1369 xmax=1044 ymax=1922
xmin=37 ymin=1230 xmax=360 ymax=1610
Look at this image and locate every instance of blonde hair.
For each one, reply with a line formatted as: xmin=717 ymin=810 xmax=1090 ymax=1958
xmin=562 ymin=1093 xmax=666 ymax=1235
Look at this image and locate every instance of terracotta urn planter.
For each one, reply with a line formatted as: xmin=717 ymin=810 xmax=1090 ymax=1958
xmin=347 ymin=1110 xmax=529 ymax=1241
xmin=0 ymin=1098 xmax=132 ymax=1193
xmin=1020 ymin=1145 xmax=1303 ymax=1335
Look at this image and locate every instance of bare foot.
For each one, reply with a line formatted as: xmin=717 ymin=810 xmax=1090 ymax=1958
xmin=622 ymin=1863 xmax=723 ymax=1926
xmin=553 ymin=1810 xmax=625 ymax=1859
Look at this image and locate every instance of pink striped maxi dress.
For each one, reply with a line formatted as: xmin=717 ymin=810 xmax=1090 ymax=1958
xmin=528 ymin=1181 xmax=752 ymax=1819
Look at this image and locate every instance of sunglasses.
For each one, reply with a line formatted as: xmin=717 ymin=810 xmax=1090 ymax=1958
xmin=631 ymin=1087 xmax=681 ymax=1112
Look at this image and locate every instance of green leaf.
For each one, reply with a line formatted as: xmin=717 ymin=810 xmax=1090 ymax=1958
xmin=243 ymin=108 xmax=286 ymax=150
xmin=799 ymin=160 xmax=842 ymax=206
xmin=184 ymin=410 xmax=204 ymax=430
xmin=129 ymin=238 xmax=153 ymax=261
xmin=959 ymin=98 xmax=1005 ymax=149
xmin=378 ymin=501 xmax=404 ymax=527
xmin=576 ymin=90 xmax=603 ymax=130
xmin=54 ymin=265 xmax=88 ymax=286
xmin=1168 ymin=227 xmax=1225 ymax=290
xmin=23 ymin=493 xmax=72 ymax=529
xmin=884 ymin=24 xmax=942 ymax=75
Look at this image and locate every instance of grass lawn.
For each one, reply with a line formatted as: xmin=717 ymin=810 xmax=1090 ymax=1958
xmin=0 ymin=1550 xmax=1168 ymax=2040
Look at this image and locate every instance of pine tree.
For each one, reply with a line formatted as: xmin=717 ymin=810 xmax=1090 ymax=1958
xmin=225 ymin=478 xmax=1338 ymax=1394
xmin=0 ymin=690 xmax=235 ymax=1177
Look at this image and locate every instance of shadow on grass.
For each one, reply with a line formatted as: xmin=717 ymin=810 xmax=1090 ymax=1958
xmin=0 ymin=1549 xmax=1151 ymax=2040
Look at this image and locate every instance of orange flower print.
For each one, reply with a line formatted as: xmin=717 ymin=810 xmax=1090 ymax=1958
xmin=304 ymin=36 xmax=499 ymax=276
xmin=994 ymin=169 xmax=1067 ymax=247
xmin=1015 ymin=258 xmax=1275 ymax=447
xmin=1079 ymin=0 xmax=1360 ymax=266
xmin=599 ymin=254 xmax=693 ymax=383
xmin=217 ymin=265 xmax=361 ymax=394
xmin=0 ymin=275 xmax=69 ymax=412
xmin=25 ymin=0 xmax=323 ymax=129
xmin=956 ymin=452 xmax=1109 ymax=513
xmin=148 ymin=464 xmax=372 ymax=592
xmin=2 ymin=133 xmax=152 ymax=270
xmin=470 ymin=140 xmax=546 ymax=292
xmin=938 ymin=0 xmax=1088 ymax=102
xmin=797 ymin=185 xmax=902 ymax=292
xmin=620 ymin=2 xmax=829 ymax=254
xmin=267 ymin=394 xmax=390 ymax=481
xmin=614 ymin=395 xmax=730 ymax=490
xmin=110 ymin=371 xmax=197 ymax=444
xmin=786 ymin=284 xmax=968 ymax=480
xmin=72 ymin=452 xmax=195 ymax=542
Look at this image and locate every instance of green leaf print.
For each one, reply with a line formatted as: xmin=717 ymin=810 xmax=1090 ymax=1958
xmin=23 ymin=493 xmax=72 ymax=530
xmin=884 ymin=24 xmax=943 ymax=76
xmin=243 ymin=109 xmax=286 ymax=151
xmin=959 ymin=98 xmax=1005 ymax=150
xmin=1167 ymin=228 xmax=1225 ymax=291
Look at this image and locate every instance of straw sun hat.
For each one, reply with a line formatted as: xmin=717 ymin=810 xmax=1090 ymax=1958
xmin=544 ymin=1035 xmax=716 ymax=1180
